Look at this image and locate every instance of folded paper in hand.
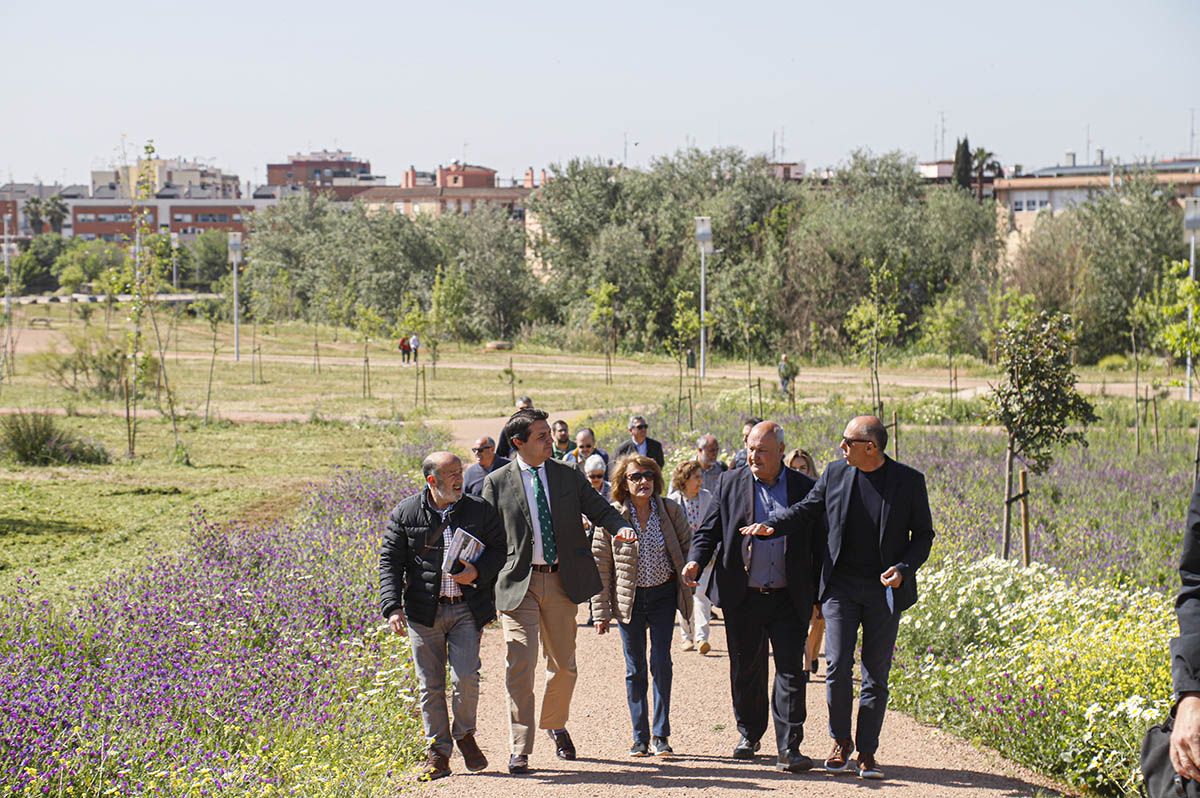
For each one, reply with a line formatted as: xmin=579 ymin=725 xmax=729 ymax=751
xmin=442 ymin=527 xmax=484 ymax=574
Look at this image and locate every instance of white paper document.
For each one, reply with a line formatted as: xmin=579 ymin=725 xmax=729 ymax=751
xmin=442 ymin=527 xmax=484 ymax=573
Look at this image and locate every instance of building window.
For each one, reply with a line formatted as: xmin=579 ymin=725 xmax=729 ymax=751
xmin=232 ymin=213 xmax=243 ymax=222
xmin=1013 ymin=200 xmax=1023 ymax=212
xmin=174 ymin=213 xmax=193 ymax=223
xmin=77 ymin=213 xmax=96 ymax=222
xmin=197 ymin=213 xmax=229 ymax=223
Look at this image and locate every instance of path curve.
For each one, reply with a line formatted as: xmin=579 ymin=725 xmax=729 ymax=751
xmin=410 ymin=604 xmax=1071 ymax=796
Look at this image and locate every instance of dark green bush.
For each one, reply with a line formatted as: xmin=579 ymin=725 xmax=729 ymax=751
xmin=1 ymin=412 xmax=111 ymax=465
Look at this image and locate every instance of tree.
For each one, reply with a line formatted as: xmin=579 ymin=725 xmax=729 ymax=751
xmin=23 ymin=197 xmax=44 ymax=236
xmin=354 ymin=305 xmax=387 ymax=399
xmin=844 ymin=257 xmax=905 ymax=417
xmin=920 ymin=289 xmax=975 ymax=406
xmin=971 ymin=147 xmax=1001 ymax=202
xmin=189 ymin=230 xmax=229 ymax=290
xmin=664 ymin=289 xmax=700 ymax=400
xmin=427 ymin=263 xmax=468 ymax=374
xmin=53 ymin=240 xmax=126 ymax=294
xmin=1010 ymin=210 xmax=1088 ymax=319
xmin=1073 ymin=172 xmax=1184 ymax=362
xmin=951 ymin=137 xmax=972 ymax=191
xmin=43 ymin=195 xmax=68 ymax=235
xmin=721 ymin=295 xmax=768 ymax=416
xmin=1138 ymin=259 xmax=1200 ymax=395
xmin=986 ymin=312 xmax=1097 ymax=559
xmin=11 ymin=234 xmax=70 ymax=294
xmin=587 ymin=280 xmax=618 ymax=385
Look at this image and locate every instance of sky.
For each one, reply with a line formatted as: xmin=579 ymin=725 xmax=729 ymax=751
xmin=3 ymin=0 xmax=1199 ymax=188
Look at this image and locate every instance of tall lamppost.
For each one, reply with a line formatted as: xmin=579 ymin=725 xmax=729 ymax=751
xmin=228 ymin=231 xmax=242 ymax=361
xmin=695 ymin=217 xmax=712 ymax=378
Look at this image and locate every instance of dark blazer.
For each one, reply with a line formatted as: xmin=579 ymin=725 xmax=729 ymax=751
xmin=767 ymin=456 xmax=934 ymax=614
xmin=464 ymin=456 xmax=510 ymax=496
xmin=483 ymin=457 xmax=631 ymax=611
xmin=613 ymin=437 xmax=665 ymax=468
xmin=1172 ymin=480 xmax=1200 ymax=697
xmin=686 ymin=465 xmax=822 ymax=617
xmin=378 ymin=491 xmax=507 ymax=629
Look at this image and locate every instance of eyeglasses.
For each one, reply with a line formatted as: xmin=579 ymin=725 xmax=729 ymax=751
xmin=631 ymin=424 xmax=648 ymax=431
xmin=626 ymin=471 xmax=655 ymax=483
xmin=577 ymin=443 xmax=594 ymax=450
xmin=840 ymin=437 xmax=873 ymax=447
xmin=587 ymin=473 xmax=604 ymax=480
xmin=470 ymin=445 xmax=493 ymax=454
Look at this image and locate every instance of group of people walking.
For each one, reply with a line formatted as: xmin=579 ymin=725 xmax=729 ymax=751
xmin=378 ymin=404 xmax=935 ymax=782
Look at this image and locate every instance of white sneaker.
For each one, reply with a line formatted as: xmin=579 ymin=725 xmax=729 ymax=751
xmin=682 ymin=640 xmax=695 ymax=651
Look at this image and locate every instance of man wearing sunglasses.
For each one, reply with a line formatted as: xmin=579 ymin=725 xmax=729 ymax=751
xmin=741 ymin=415 xmax=935 ymax=781
xmin=464 ymin=436 xmax=510 ymax=497
xmin=613 ymin=415 xmax=664 ymax=469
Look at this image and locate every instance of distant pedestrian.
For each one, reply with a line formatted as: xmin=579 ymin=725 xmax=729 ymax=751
xmin=696 ymin=434 xmax=727 ymax=495
xmin=400 ymin=335 xmax=412 ymax=365
xmin=613 ymin=415 xmax=665 ymax=470
xmin=778 ymin=354 xmax=798 ymax=395
xmin=464 ymin=436 xmax=510 ymax=497
xmin=495 ymin=396 xmax=534 ymax=460
xmin=730 ymin=417 xmax=763 ymax=470
xmin=411 ymin=333 xmax=421 ymax=364
xmin=551 ymin=419 xmax=573 ymax=461
xmin=564 ymin=427 xmax=609 ymax=473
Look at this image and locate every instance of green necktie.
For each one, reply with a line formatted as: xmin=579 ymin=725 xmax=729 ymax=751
xmin=530 ymin=466 xmax=557 ymax=564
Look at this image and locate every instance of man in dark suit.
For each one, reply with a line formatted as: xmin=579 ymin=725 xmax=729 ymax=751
xmin=464 ymin=436 xmax=509 ymax=496
xmin=744 ymin=415 xmax=935 ymax=781
xmin=482 ymin=408 xmax=636 ymax=775
xmin=613 ymin=415 xmax=664 ymax=468
xmin=1170 ymin=480 xmax=1200 ymax=779
xmin=682 ymin=421 xmax=822 ymax=773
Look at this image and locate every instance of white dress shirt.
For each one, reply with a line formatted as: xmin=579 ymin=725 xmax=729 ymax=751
xmin=515 ymin=453 xmax=553 ymax=565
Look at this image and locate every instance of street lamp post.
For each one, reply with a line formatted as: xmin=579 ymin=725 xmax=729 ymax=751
xmin=228 ymin=231 xmax=242 ymax=361
xmin=695 ymin=217 xmax=713 ymax=378
xmin=2 ymin=214 xmax=11 ymax=376
xmin=1186 ymin=199 xmax=1200 ymax=401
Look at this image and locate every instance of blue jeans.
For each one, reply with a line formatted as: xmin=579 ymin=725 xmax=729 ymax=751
xmin=823 ymin=573 xmax=900 ymax=755
xmin=617 ymin=580 xmax=677 ymax=744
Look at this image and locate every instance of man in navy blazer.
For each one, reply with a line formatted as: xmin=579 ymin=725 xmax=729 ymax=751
xmin=744 ymin=415 xmax=934 ymax=780
xmin=682 ymin=421 xmax=823 ymax=773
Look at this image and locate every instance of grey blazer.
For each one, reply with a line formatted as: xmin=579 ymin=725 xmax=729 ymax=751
xmin=482 ymin=457 xmax=631 ymax=611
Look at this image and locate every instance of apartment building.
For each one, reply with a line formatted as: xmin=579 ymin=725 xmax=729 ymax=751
xmin=264 ymin=149 xmax=385 ymax=200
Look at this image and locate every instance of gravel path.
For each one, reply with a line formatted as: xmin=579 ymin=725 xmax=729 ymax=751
xmin=410 ymin=604 xmax=1070 ymax=796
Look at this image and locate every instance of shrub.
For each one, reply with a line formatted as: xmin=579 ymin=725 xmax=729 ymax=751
xmin=891 ymin=555 xmax=1171 ymax=796
xmin=1098 ymin=353 xmax=1129 ymax=372
xmin=0 ymin=412 xmax=110 ymax=465
xmin=31 ymin=327 xmax=158 ymax=399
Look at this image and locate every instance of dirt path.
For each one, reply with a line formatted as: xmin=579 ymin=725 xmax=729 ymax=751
xmin=410 ymin=604 xmax=1070 ymax=797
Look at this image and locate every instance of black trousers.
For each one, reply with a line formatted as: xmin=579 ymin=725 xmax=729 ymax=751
xmin=723 ymin=589 xmax=808 ymax=755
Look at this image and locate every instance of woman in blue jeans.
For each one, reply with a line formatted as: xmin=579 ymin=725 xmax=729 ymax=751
xmin=592 ymin=454 xmax=694 ymax=756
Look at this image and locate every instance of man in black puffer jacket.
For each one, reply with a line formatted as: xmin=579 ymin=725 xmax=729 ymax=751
xmin=379 ymin=451 xmax=506 ymax=780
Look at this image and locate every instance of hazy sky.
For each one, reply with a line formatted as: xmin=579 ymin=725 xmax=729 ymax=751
xmin=3 ymin=0 xmax=1198 ymax=187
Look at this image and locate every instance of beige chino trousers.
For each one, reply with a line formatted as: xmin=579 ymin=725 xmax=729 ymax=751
xmin=501 ymin=570 xmax=579 ymax=754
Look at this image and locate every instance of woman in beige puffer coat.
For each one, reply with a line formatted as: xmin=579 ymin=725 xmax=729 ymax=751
xmin=592 ymin=454 xmax=693 ymax=757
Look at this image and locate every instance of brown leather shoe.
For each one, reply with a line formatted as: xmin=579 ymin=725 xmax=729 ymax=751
xmin=457 ymin=733 xmax=488 ymax=772
xmin=856 ymin=752 xmax=884 ymax=780
xmin=824 ymin=738 xmax=854 ymax=773
xmin=421 ymin=750 xmax=451 ymax=781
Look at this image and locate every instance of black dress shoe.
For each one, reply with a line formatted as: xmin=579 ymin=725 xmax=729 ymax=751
xmin=732 ymin=736 xmax=761 ymax=759
xmin=507 ymin=754 xmax=529 ymax=774
xmin=776 ymin=749 xmax=814 ymax=773
xmin=547 ymin=728 xmax=576 ymax=760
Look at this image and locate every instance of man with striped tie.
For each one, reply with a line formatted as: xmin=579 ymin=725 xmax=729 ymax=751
xmin=482 ymin=408 xmax=636 ymax=775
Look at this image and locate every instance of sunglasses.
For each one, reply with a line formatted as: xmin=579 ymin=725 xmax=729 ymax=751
xmin=587 ymin=473 xmax=604 ymax=480
xmin=626 ymin=471 xmax=655 ymax=483
xmin=841 ymin=437 xmax=873 ymax=447
xmin=470 ymin=446 xmax=493 ymax=454
xmin=631 ymin=424 xmax=648 ymax=430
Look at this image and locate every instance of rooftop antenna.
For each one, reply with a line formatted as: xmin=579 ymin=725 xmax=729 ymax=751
xmin=780 ymin=127 xmax=786 ymax=160
xmin=1191 ymin=108 xmax=1196 ymax=157
xmin=939 ymin=111 xmax=946 ymax=161
xmin=771 ymin=130 xmax=776 ymax=161
xmin=1085 ymin=123 xmax=1091 ymax=164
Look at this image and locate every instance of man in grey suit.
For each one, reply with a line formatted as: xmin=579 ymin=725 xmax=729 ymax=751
xmin=482 ymin=408 xmax=636 ymax=775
